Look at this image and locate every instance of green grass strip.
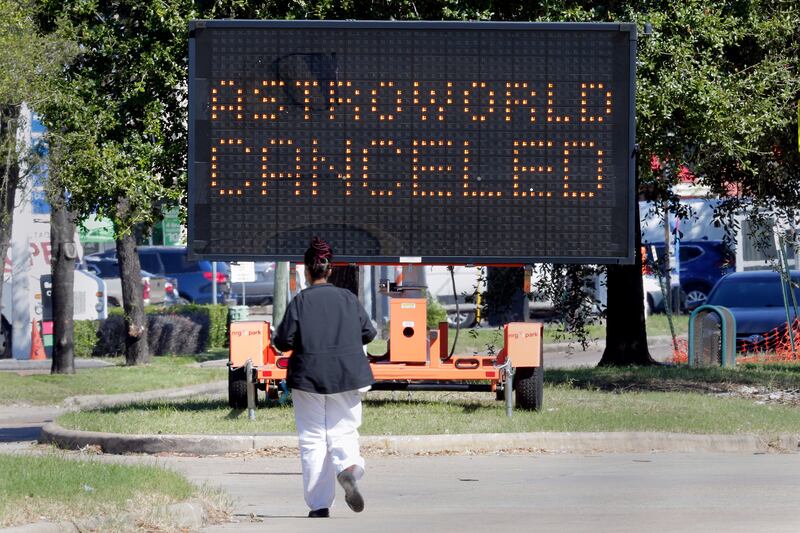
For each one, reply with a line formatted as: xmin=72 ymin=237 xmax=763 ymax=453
xmin=0 ymin=355 xmax=225 ymax=406
xmin=58 ymin=365 xmax=800 ymax=437
xmin=0 ymin=453 xmax=193 ymax=528
xmin=547 ymin=364 xmax=800 ymax=391
xmin=58 ymin=384 xmax=800 ymax=438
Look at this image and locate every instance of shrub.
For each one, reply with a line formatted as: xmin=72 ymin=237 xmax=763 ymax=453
xmin=427 ymin=294 xmax=447 ymax=329
xmin=73 ymin=320 xmax=100 ymax=358
xmin=93 ymin=315 xmax=126 ymax=356
xmin=147 ymin=314 xmax=205 ymax=355
xmin=149 ymin=304 xmax=228 ymax=349
xmin=89 ymin=303 xmax=229 ymax=356
xmin=92 ymin=313 xmax=210 ymax=356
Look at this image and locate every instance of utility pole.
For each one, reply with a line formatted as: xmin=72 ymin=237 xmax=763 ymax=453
xmin=211 ymin=262 xmax=217 ymax=304
xmin=272 ymin=261 xmax=289 ymax=327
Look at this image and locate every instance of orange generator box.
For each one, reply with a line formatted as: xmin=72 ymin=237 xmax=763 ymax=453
xmin=388 ymin=298 xmax=427 ymax=363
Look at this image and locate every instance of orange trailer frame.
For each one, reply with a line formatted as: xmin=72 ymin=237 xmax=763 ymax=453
xmin=228 ymin=298 xmax=544 ymax=411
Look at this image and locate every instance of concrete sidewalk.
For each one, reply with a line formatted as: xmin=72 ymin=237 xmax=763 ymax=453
xmin=0 ymin=358 xmax=112 ymax=374
xmin=156 ymin=453 xmax=800 ymax=533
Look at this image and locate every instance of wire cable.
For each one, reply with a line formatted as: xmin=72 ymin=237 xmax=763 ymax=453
xmin=448 ymin=265 xmax=459 ymax=359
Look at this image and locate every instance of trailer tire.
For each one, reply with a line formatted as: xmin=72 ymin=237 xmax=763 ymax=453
xmin=228 ymin=366 xmax=249 ymax=409
xmin=514 ymin=365 xmax=543 ymax=411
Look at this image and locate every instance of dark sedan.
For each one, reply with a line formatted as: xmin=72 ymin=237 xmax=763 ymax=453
xmin=645 ymin=240 xmax=734 ymax=311
xmin=705 ymin=270 xmax=799 ymax=351
xmin=232 ymin=262 xmax=275 ymax=305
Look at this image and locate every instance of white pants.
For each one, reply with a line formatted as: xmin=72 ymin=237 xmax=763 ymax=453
xmin=292 ymin=388 xmax=366 ymax=511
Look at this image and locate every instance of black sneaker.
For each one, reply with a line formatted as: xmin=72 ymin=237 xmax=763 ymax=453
xmin=308 ymin=508 xmax=329 ymax=518
xmin=337 ymin=467 xmax=365 ymax=513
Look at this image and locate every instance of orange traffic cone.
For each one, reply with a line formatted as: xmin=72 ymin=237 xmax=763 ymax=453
xmin=30 ymin=319 xmax=46 ymax=360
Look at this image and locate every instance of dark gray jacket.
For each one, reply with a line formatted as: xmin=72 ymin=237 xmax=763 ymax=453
xmin=274 ymin=283 xmax=376 ymax=394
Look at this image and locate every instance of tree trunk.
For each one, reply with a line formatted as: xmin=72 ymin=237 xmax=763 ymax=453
xmin=50 ymin=187 xmax=76 ymax=374
xmin=0 ymin=105 xmax=20 ymax=349
xmin=115 ymin=199 xmax=149 ymax=365
xmin=484 ymin=267 xmax=527 ymax=326
xmin=598 ymin=200 xmax=657 ymax=366
xmin=272 ymin=261 xmax=289 ymax=328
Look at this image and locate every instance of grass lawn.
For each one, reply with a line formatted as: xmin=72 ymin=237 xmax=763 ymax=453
xmin=58 ymin=365 xmax=800 ymax=438
xmin=0 ymin=453 xmax=217 ymax=529
xmin=0 ymin=354 xmax=225 ymax=406
xmin=547 ymin=363 xmax=800 ymax=391
xmin=367 ymin=313 xmax=690 ymax=355
xmin=645 ymin=313 xmax=690 ymax=337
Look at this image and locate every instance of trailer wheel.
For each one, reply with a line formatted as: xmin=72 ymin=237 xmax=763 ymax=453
xmin=228 ymin=366 xmax=249 ymax=409
xmin=514 ymin=365 xmax=543 ymax=411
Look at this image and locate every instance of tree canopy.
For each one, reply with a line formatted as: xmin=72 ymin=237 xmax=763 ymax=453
xmin=0 ymin=0 xmax=72 ymax=106
xmin=35 ymin=0 xmax=798 ymax=231
xmin=36 ymin=0 xmax=195 ymax=233
xmin=28 ymin=0 xmax=799 ymax=364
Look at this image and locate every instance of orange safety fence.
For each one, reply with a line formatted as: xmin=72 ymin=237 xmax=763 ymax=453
xmin=670 ymin=318 xmax=800 ymax=365
xmin=737 ymin=317 xmax=800 ymax=364
xmin=670 ymin=337 xmax=689 ymax=365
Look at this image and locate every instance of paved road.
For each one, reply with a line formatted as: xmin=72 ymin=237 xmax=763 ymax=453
xmin=148 ymin=452 xmax=800 ymax=533
xmin=0 ymin=405 xmax=62 ymax=445
xmin=2 ymin=356 xmax=799 ymax=533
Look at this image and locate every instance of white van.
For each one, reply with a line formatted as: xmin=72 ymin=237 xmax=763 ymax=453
xmin=1 ymin=216 xmax=108 ymax=359
xmin=1 ymin=108 xmax=108 ymax=359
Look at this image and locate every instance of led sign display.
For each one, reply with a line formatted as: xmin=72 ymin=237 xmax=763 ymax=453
xmin=188 ymin=21 xmax=636 ymax=264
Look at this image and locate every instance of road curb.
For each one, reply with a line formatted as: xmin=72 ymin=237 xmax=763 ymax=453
xmin=0 ymin=500 xmax=207 ymax=533
xmin=60 ymin=380 xmax=226 ymax=411
xmin=40 ymin=422 xmax=800 ymax=456
xmin=0 ymin=359 xmax=112 ymax=373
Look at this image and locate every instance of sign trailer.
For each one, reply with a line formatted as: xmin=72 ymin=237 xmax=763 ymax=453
xmin=188 ymin=20 xmax=637 ymax=411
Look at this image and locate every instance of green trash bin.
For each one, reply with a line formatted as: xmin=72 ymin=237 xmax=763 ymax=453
xmin=688 ymin=305 xmax=737 ymax=367
xmin=229 ymin=305 xmax=250 ymax=322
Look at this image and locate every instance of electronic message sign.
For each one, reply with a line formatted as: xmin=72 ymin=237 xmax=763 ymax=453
xmin=188 ymin=21 xmax=636 ymax=264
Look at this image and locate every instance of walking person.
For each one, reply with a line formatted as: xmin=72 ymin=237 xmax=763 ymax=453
xmin=273 ymin=237 xmax=376 ymax=518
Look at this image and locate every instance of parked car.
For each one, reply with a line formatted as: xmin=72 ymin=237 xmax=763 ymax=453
xmin=425 ymin=266 xmax=598 ymax=326
xmin=705 ymin=270 xmax=800 ymax=350
xmin=83 ymin=256 xmax=178 ymax=307
xmin=87 ymin=246 xmax=232 ymax=304
xmin=643 ymin=274 xmax=664 ymax=316
xmin=83 ymin=256 xmax=175 ymax=307
xmin=230 ymin=262 xmax=275 ymax=305
xmin=526 ymin=268 xmax=607 ymax=319
xmin=644 ymin=240 xmax=734 ymax=311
